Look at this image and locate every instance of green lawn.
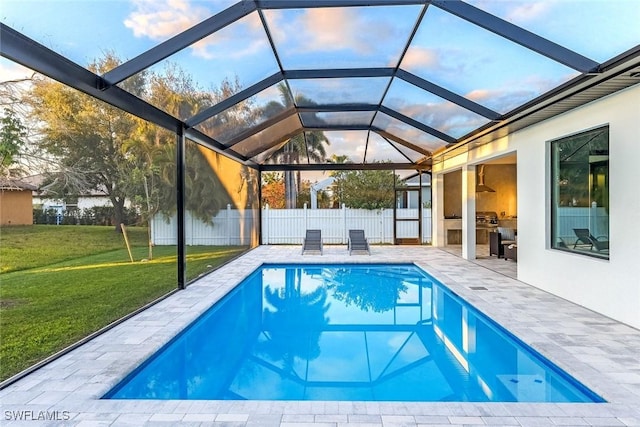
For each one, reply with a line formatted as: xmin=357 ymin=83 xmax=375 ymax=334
xmin=0 ymin=225 xmax=151 ymax=273
xmin=0 ymin=225 xmax=249 ymax=381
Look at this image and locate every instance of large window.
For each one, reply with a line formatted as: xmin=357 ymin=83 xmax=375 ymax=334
xmin=551 ymin=126 xmax=609 ymax=258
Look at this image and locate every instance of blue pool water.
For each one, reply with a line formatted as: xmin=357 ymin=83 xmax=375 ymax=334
xmin=105 ymin=264 xmax=604 ymax=402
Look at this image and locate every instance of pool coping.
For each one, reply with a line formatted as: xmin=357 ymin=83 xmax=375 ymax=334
xmin=1 ymin=245 xmax=639 ymax=426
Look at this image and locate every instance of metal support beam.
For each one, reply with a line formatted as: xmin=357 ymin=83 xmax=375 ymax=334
xmin=258 ymin=0 xmax=426 ymax=7
xmin=187 ymin=72 xmax=283 ymax=127
xmin=432 ymin=0 xmax=599 ymax=73
xmin=176 ymin=125 xmax=187 ymax=290
xmin=243 ymin=128 xmax=303 ymax=159
xmin=374 ymin=130 xmax=432 ymax=156
xmin=284 ymin=68 xmax=394 ymax=79
xmin=261 ymin=162 xmax=428 ymax=172
xmin=1 ymin=23 xmax=183 ymax=133
xmin=183 ymin=128 xmax=257 ymax=168
xmin=0 ymin=24 xmax=263 ymax=170
xmin=225 ymin=109 xmax=299 ymax=148
xmin=381 ymin=135 xmax=418 ymax=163
xmin=396 ymin=69 xmax=501 ymax=120
xmin=102 ymin=1 xmax=258 ymax=85
xmin=257 ymin=168 xmax=263 ymax=245
xmin=379 ymin=106 xmax=456 ymax=144
xmin=296 ymin=104 xmax=378 ymax=113
xmin=304 ymin=124 xmax=369 ymax=131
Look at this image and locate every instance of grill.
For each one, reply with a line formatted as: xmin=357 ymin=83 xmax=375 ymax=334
xmin=476 ymin=211 xmax=498 ymax=227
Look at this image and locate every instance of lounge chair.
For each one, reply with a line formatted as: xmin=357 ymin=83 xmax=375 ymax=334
xmin=302 ymin=229 xmax=323 ymax=255
xmin=573 ymin=228 xmax=609 ymax=252
xmin=348 ymin=229 xmax=370 ymax=255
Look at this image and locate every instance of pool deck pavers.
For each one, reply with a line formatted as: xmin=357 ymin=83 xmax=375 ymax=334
xmin=1 ymin=245 xmax=639 ymax=426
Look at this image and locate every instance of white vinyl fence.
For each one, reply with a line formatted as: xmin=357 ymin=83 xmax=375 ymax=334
xmin=151 ymin=205 xmax=256 ymax=246
xmin=262 ymin=205 xmax=432 ymax=245
xmin=151 ymin=205 xmax=432 ymax=245
xmin=556 ymin=207 xmax=609 ymax=243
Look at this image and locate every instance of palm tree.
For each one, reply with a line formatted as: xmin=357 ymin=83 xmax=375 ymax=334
xmin=267 ymin=84 xmax=329 ymax=208
xmin=258 ymin=267 xmax=330 ymax=374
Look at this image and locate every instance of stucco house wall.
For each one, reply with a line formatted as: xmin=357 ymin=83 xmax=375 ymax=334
xmin=433 ymin=84 xmax=640 ymax=329
xmin=0 ymin=188 xmax=34 ymax=225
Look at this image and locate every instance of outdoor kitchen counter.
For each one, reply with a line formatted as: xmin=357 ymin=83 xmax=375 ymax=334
xmin=444 ymin=219 xmax=497 ymax=244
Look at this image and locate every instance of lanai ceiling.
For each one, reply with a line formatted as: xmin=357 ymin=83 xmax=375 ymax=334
xmin=2 ymin=0 xmax=639 ymax=172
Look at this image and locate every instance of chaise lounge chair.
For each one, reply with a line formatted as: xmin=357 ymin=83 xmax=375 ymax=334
xmin=302 ymin=229 xmax=323 ymax=255
xmin=348 ymin=229 xmax=370 ymax=255
xmin=573 ymin=228 xmax=609 ymax=252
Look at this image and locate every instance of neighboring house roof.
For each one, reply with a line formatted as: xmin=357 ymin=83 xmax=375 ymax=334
xmin=22 ymin=174 xmax=109 ymax=197
xmin=0 ymin=178 xmax=38 ymax=191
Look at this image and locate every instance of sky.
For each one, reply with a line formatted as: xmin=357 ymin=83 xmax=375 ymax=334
xmin=1 ymin=0 xmax=639 ymax=168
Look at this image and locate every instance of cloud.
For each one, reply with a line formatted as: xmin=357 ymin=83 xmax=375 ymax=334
xmin=400 ymin=46 xmax=440 ymax=69
xmin=320 ymin=130 xmax=367 ymax=163
xmin=124 ymin=0 xmax=210 ymax=40
xmin=465 ymin=70 xmax=578 ymax=113
xmin=124 ymin=0 xmax=268 ymax=60
xmin=394 ymin=100 xmax=485 ymax=139
xmin=281 ymin=7 xmax=399 ymax=56
xmin=465 ymin=89 xmax=493 ymax=103
xmin=190 ymin=36 xmax=267 ymax=61
xmin=466 ymin=87 xmax=533 ymax=112
xmin=466 ymin=0 xmax=553 ymax=24
xmin=506 ymin=1 xmax=553 ymax=23
xmin=298 ymin=8 xmax=370 ymax=53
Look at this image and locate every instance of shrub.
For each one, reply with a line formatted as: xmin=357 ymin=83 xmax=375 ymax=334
xmin=33 ymin=206 xmax=141 ymax=226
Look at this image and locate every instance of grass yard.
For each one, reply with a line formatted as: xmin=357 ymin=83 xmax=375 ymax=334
xmin=0 ymin=225 xmax=249 ymax=381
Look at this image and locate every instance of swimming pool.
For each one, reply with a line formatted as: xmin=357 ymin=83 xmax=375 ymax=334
xmin=105 ymin=263 xmax=603 ymax=402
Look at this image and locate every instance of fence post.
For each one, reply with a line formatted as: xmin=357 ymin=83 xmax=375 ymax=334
xmin=381 ymin=208 xmax=385 ymax=244
xmin=591 ymin=202 xmax=598 ymax=236
xmin=304 ymin=202 xmax=308 ymax=232
xmin=226 ymin=204 xmax=231 ymax=246
xmin=187 ymin=211 xmax=193 ymax=246
xmin=263 ymin=204 xmax=269 ymax=245
xmin=342 ymin=204 xmax=347 ymax=244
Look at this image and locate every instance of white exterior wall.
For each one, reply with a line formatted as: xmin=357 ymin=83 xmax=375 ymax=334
xmin=517 ymin=85 xmax=640 ymax=329
xmin=433 ymin=84 xmax=640 ymax=329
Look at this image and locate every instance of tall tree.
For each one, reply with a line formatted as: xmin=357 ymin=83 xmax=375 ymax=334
xmin=134 ymin=66 xmax=236 ymax=224
xmin=328 ymin=154 xmax=352 ymax=207
xmin=261 ymin=172 xmax=285 ymax=208
xmin=332 ymin=167 xmax=396 ymax=209
xmin=0 ymin=108 xmax=27 ymax=177
xmin=27 ymin=53 xmax=145 ymax=231
xmin=266 ymin=84 xmax=329 ymax=208
xmin=1 ymin=74 xmax=55 ymax=180
xmin=27 ymin=52 xmax=242 ymax=233
xmin=259 ymin=269 xmax=330 ymax=371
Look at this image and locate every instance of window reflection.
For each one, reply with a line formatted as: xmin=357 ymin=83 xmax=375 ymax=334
xmin=551 ymin=126 xmax=609 ymax=258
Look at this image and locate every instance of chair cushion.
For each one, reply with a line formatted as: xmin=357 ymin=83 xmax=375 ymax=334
xmin=497 ymin=227 xmax=516 ymax=241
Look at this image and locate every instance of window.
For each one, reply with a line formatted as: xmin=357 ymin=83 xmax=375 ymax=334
xmin=551 ymin=126 xmax=609 ymax=258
